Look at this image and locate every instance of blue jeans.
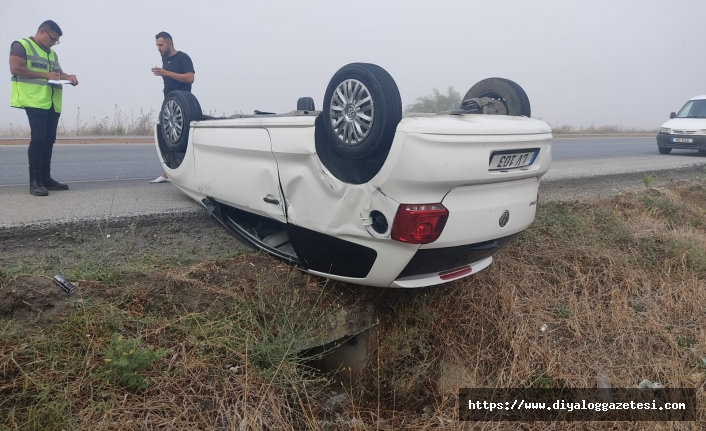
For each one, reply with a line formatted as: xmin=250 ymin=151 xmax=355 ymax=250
xmin=25 ymin=106 xmax=61 ymax=175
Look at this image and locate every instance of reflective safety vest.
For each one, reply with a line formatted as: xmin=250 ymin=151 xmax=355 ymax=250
xmin=10 ymin=38 xmax=63 ymax=112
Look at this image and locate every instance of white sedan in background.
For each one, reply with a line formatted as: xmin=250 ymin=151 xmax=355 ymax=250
xmin=155 ymin=63 xmax=552 ymax=287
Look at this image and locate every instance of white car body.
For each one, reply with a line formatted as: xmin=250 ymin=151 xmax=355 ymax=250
xmin=156 ymin=112 xmax=552 ymax=287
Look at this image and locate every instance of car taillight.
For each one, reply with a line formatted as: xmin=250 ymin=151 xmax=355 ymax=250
xmin=391 ymin=203 xmax=449 ymax=244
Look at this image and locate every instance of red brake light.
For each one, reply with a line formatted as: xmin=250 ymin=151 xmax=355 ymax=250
xmin=391 ymin=203 xmax=449 ymax=244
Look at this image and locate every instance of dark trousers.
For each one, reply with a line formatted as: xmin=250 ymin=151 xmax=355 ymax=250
xmin=25 ymin=107 xmax=61 ymax=176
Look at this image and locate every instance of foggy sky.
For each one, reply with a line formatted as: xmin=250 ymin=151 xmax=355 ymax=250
xmin=2 ymin=0 xmax=704 ymax=133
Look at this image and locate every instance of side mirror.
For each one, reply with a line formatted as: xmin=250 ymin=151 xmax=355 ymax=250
xmin=670 ymin=112 xmax=677 ymax=119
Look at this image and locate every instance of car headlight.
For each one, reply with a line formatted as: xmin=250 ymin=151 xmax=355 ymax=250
xmin=660 ymin=127 xmax=671 ymax=134
xmin=697 ymin=129 xmax=706 ymax=135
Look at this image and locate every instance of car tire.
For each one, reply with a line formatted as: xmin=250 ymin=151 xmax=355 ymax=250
xmin=160 ymin=90 xmax=203 ymax=153
xmin=658 ymin=147 xmax=672 ymax=154
xmin=321 ymin=63 xmax=402 ymax=160
xmin=462 ymin=78 xmax=531 ymax=117
xmin=297 ymin=97 xmax=315 ymax=111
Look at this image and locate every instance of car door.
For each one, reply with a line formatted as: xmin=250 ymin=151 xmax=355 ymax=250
xmin=192 ymin=126 xmax=285 ymax=222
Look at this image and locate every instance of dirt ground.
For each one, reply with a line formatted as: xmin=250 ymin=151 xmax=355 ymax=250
xmin=0 ymin=212 xmax=252 ymax=322
xmin=0 ymin=211 xmax=367 ymax=327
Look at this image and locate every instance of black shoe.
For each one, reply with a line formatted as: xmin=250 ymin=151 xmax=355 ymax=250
xmin=41 ymin=177 xmax=69 ymax=190
xmin=30 ymin=178 xmax=48 ymax=196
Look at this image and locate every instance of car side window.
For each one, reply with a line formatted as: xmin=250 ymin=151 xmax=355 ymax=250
xmin=693 ymin=101 xmax=706 ymax=118
xmin=676 ymin=101 xmax=693 ymax=118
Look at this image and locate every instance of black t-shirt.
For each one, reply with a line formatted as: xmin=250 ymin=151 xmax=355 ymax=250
xmin=162 ymin=51 xmax=195 ymax=96
xmin=10 ymin=38 xmax=51 ymax=60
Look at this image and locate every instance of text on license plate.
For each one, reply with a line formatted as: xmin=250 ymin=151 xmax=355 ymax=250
xmin=673 ymin=138 xmax=693 ymax=143
xmin=489 ymin=149 xmax=539 ymax=171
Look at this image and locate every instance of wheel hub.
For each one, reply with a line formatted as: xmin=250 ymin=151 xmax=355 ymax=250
xmin=329 ymin=79 xmax=374 ymax=146
xmin=162 ymin=100 xmax=183 ymax=143
xmin=484 ymin=99 xmax=508 ymax=115
xmin=345 ymin=104 xmax=356 ymax=120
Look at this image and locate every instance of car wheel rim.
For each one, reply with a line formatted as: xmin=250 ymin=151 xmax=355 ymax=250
xmin=163 ymin=100 xmax=183 ymax=143
xmin=477 ymin=91 xmax=509 ymax=115
xmin=329 ymin=79 xmax=374 ymax=146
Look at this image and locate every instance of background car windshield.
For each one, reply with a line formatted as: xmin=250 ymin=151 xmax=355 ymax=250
xmin=676 ymin=99 xmax=706 ymax=118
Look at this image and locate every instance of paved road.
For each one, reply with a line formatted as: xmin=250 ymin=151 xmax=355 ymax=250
xmin=0 ymin=142 xmax=198 ymax=229
xmin=1 ymin=136 xmax=705 ymax=229
xmin=0 ymin=143 xmax=161 ymax=185
xmin=544 ymin=137 xmax=706 ymax=180
xmin=2 ymin=136 xmax=706 ymax=185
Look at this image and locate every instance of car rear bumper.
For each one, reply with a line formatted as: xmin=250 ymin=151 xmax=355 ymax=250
xmin=396 ymin=232 xmax=521 ymax=278
xmin=656 ymin=133 xmax=706 ymax=150
xmin=302 ymin=229 xmax=524 ymax=288
xmin=389 ymin=256 xmax=494 ymax=288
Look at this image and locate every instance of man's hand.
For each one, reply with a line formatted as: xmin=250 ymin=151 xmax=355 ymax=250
xmin=46 ymin=71 xmax=60 ymax=80
xmin=151 ymin=68 xmax=193 ymax=83
xmin=151 ymin=67 xmax=169 ymax=77
xmin=59 ymin=72 xmax=78 ymax=86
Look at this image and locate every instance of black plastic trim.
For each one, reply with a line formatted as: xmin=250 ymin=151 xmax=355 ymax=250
xmin=287 ymin=224 xmax=377 ymax=278
xmin=656 ymin=133 xmax=706 ymax=150
xmin=397 ymin=232 xmax=521 ymax=278
xmin=203 ymin=198 xmax=301 ymax=266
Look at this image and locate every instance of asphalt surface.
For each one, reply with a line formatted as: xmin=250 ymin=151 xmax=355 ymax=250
xmin=1 ymin=136 xmax=705 ymax=230
xmin=4 ymin=136 xmax=704 ymax=185
xmin=0 ymin=143 xmax=160 ymax=185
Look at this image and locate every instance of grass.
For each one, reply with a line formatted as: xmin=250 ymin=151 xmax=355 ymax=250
xmin=2 ymin=105 xmax=155 ymax=137
xmin=643 ymin=173 xmax=658 ymax=188
xmin=2 ymin=179 xmax=706 ymax=429
xmin=551 ymin=123 xmax=658 ymax=134
xmin=1 ymin=263 xmax=339 ymax=430
xmin=96 ymin=333 xmax=167 ymax=391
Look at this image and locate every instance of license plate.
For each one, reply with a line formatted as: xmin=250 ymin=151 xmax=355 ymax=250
xmin=489 ymin=149 xmax=538 ymax=171
xmin=673 ymin=138 xmax=693 ymax=143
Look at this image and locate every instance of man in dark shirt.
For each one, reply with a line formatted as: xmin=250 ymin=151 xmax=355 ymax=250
xmin=150 ymin=31 xmax=194 ymax=183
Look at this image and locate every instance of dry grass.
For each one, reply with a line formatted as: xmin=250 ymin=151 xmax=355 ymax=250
xmin=2 ymin=105 xmax=155 ymax=138
xmin=2 ymin=179 xmax=706 ymax=429
xmin=552 ymin=123 xmax=658 ymax=134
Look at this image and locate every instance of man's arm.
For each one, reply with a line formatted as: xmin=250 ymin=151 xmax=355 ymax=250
xmin=9 ymin=54 xmax=59 ymax=80
xmin=152 ymin=52 xmax=195 ymax=83
xmin=151 ymin=68 xmax=194 ymax=83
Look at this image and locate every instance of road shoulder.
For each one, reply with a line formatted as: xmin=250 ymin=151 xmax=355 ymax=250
xmin=540 ymin=164 xmax=706 ymax=202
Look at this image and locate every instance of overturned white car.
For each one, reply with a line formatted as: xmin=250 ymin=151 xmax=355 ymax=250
xmin=155 ymin=63 xmax=552 ymax=288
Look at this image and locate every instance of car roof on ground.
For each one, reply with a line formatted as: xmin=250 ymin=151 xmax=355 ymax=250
xmin=690 ymin=95 xmax=706 ymax=100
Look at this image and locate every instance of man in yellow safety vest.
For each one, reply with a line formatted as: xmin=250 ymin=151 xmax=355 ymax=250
xmin=9 ymin=20 xmax=78 ymax=196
